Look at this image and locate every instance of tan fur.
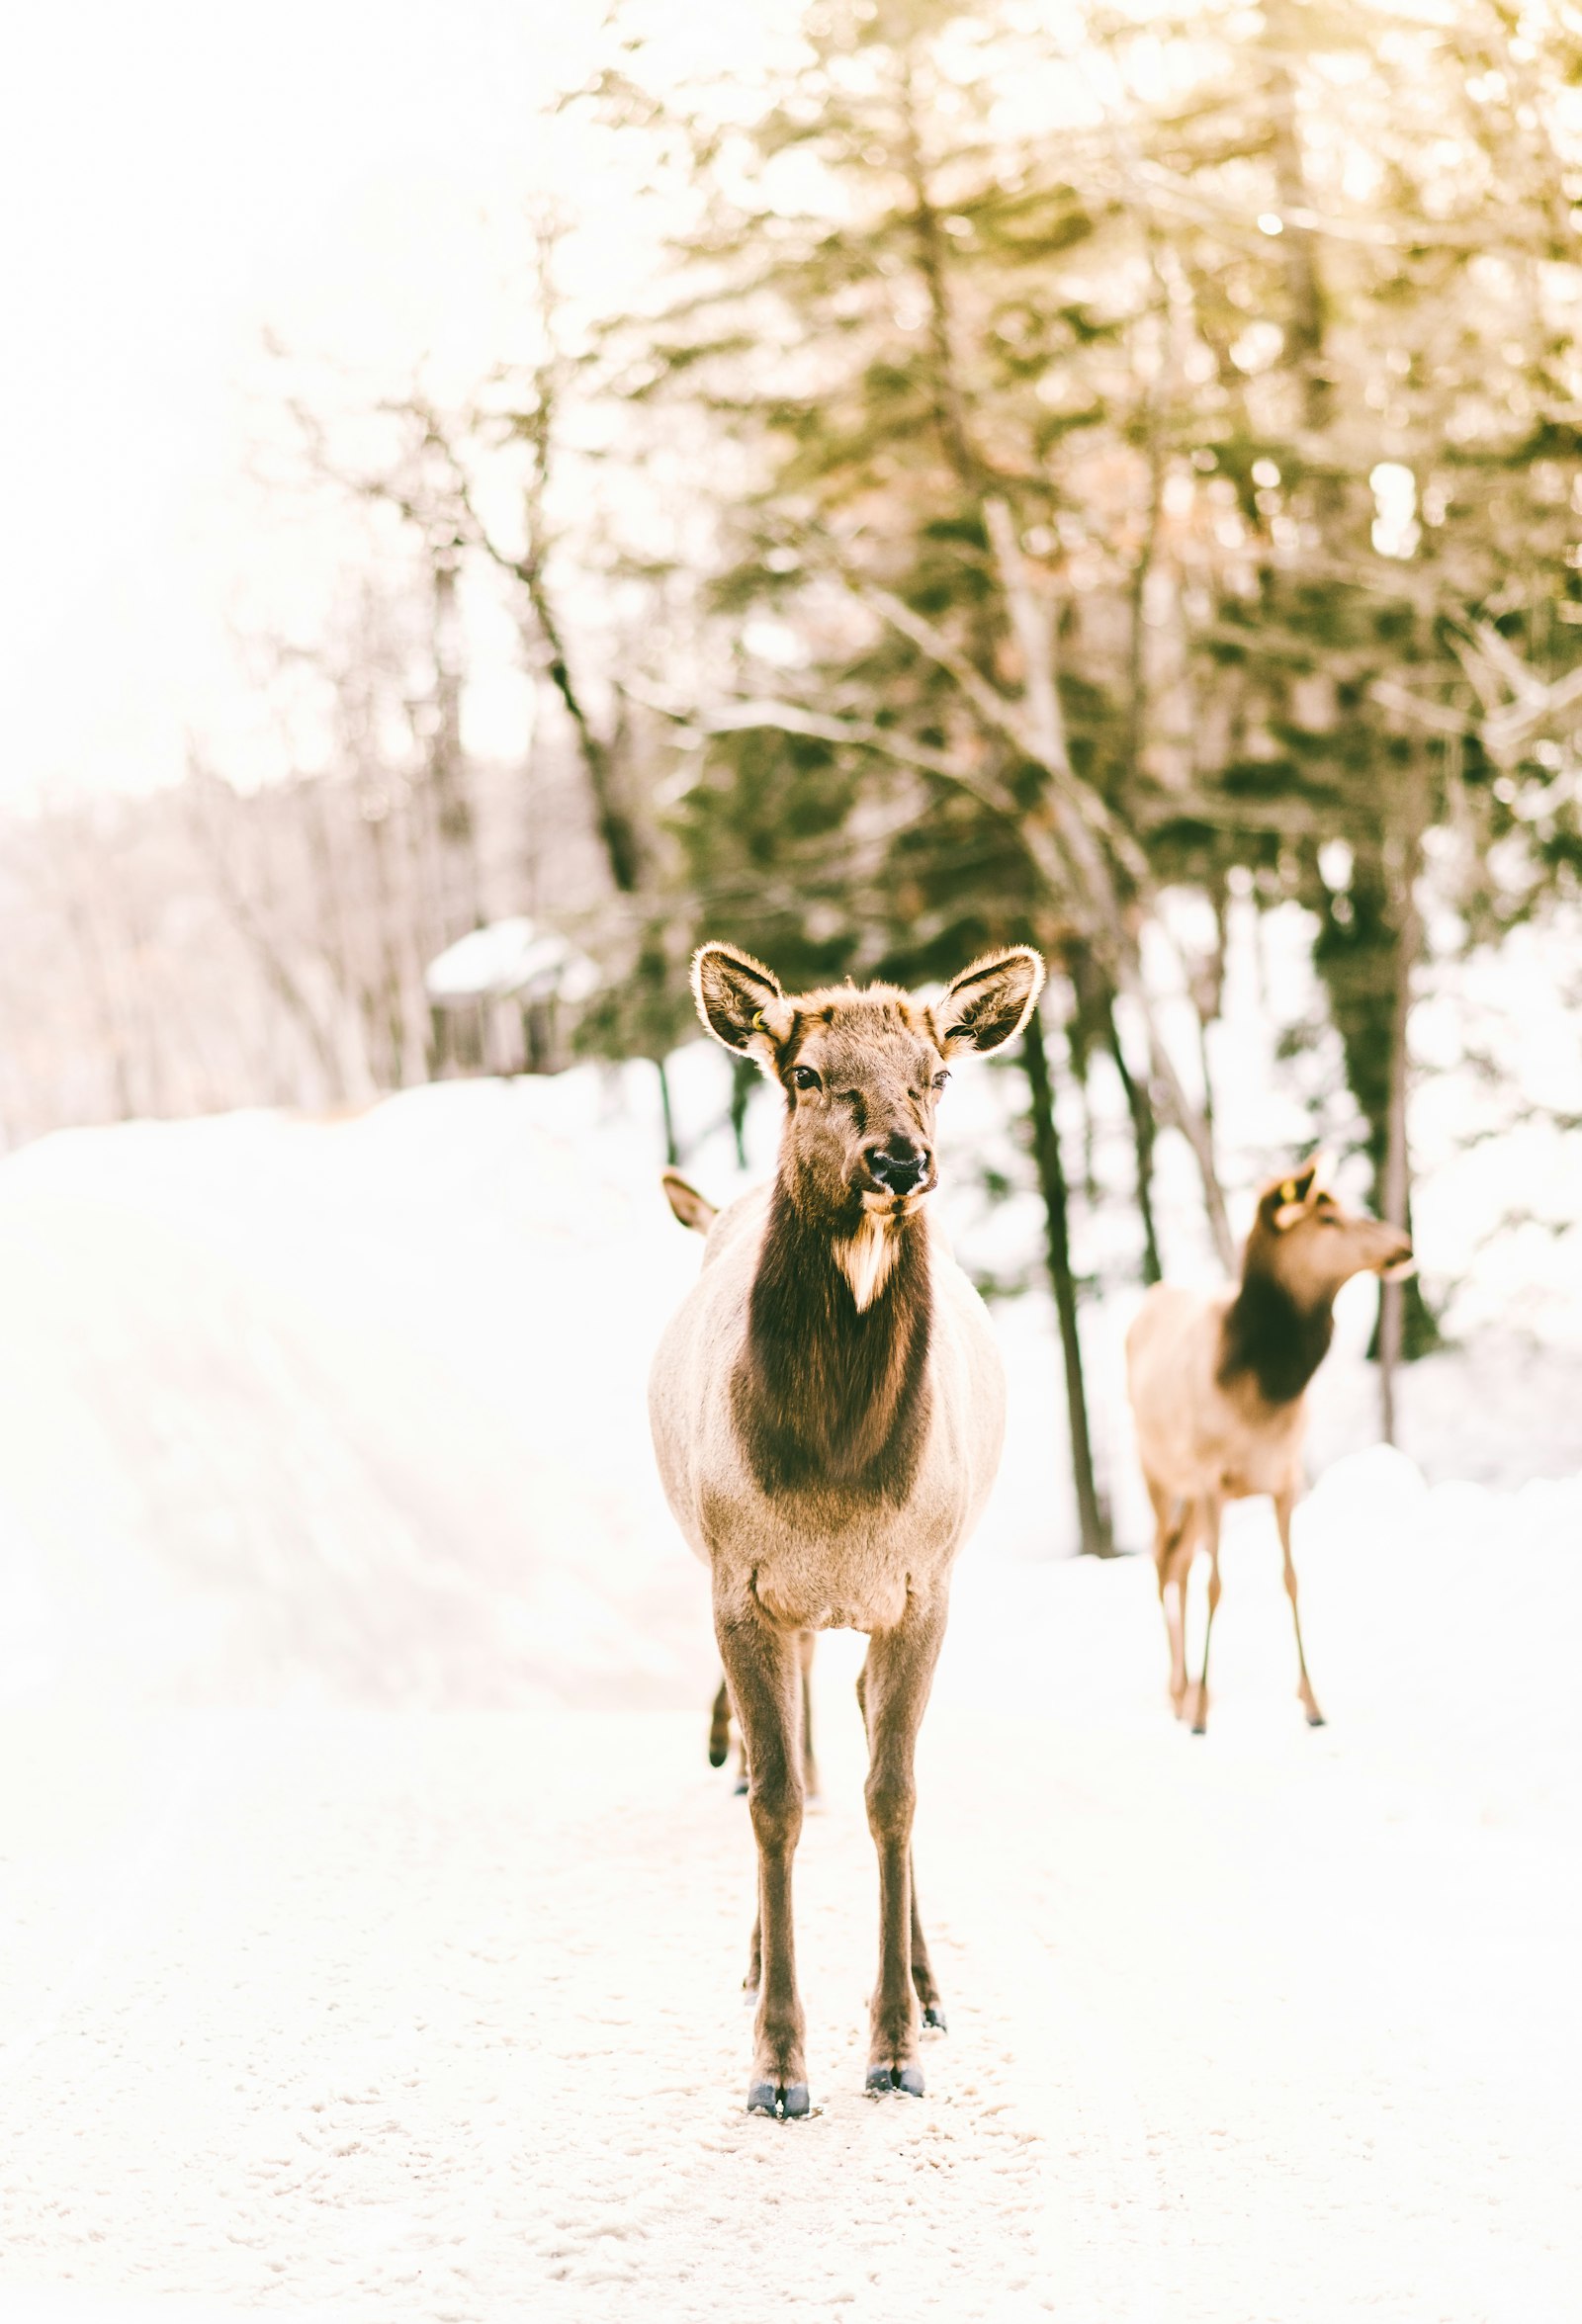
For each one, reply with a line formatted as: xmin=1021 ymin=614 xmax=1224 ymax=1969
xmin=1126 ymin=1162 xmax=1413 ymax=1735
xmin=834 ymin=1208 xmax=905 ymax=1313
xmin=651 ymin=941 xmax=1043 ymax=2112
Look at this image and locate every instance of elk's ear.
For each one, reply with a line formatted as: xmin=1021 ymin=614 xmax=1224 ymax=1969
xmin=1271 ymin=1158 xmax=1323 ymax=1231
xmin=660 ymin=1169 xmax=717 ymax=1236
xmin=691 ymin=942 xmax=792 ymax=1058
xmin=933 ymin=946 xmax=1045 ymax=1057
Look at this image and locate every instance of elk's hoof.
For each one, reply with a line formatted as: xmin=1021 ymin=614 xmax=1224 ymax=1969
xmin=734 ymin=1777 xmax=749 ymax=1797
xmin=748 ymin=2080 xmax=810 ymax=2119
xmin=1305 ymin=1710 xmax=1326 ymax=1729
xmin=1189 ymin=1717 xmax=1207 ymax=1737
xmin=709 ymin=1744 xmax=729 ymax=1768
xmin=922 ymin=2005 xmax=947 ymax=2033
xmin=865 ymin=2063 xmax=924 ymax=2097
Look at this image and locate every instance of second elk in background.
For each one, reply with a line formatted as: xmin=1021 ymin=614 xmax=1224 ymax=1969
xmin=1126 ymin=1157 xmax=1414 ymax=1735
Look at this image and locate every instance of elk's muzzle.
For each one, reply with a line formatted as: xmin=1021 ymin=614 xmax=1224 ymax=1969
xmin=864 ymin=1138 xmax=931 ymax=1197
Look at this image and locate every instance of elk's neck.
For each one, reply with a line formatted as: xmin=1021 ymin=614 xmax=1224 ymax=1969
xmin=734 ymin=1177 xmax=933 ymax=1500
xmin=1217 ymin=1259 xmax=1336 ymax=1408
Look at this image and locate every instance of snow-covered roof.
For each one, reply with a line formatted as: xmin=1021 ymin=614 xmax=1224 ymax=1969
xmin=423 ymin=916 xmax=601 ymax=1007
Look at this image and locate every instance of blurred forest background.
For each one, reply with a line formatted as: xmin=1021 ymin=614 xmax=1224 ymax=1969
xmin=7 ymin=0 xmax=1582 ymax=1548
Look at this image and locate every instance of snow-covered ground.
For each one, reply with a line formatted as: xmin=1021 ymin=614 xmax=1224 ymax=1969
xmin=1 ymin=937 xmax=1580 ymax=2320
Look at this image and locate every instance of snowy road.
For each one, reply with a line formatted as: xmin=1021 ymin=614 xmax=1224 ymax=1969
xmin=5 ymin=1534 xmax=1579 ymax=2324
xmin=0 ymin=1083 xmax=1579 ymax=2321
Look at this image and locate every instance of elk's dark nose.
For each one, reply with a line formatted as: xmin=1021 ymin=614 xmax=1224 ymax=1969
xmin=866 ymin=1139 xmax=930 ymax=1195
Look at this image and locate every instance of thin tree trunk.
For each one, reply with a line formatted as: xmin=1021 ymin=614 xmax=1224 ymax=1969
xmin=656 ymin=1057 xmax=679 ymax=1167
xmin=730 ymin=1056 xmax=754 ymax=1169
xmin=1022 ymin=1017 xmax=1110 ymax=1558
xmin=1378 ymin=745 xmax=1428 ymax=1445
xmin=428 ymin=549 xmax=483 ymax=933
xmin=1106 ymin=997 xmax=1163 ymax=1284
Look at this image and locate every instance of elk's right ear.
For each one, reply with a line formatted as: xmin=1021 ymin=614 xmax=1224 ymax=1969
xmin=691 ymin=942 xmax=792 ymax=1058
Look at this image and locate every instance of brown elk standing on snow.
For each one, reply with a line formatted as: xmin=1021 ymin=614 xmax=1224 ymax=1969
xmin=1126 ymin=1156 xmax=1413 ymax=1735
xmin=650 ymin=940 xmax=1043 ymax=2117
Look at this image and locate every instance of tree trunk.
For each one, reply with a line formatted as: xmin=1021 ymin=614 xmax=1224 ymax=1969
xmin=730 ymin=1056 xmax=754 ymax=1169
xmin=1105 ymin=997 xmax=1163 ymax=1284
xmin=428 ymin=549 xmax=483 ymax=934
xmin=1022 ymin=1017 xmax=1111 ymax=1558
xmin=1378 ymin=743 xmax=1430 ymax=1444
xmin=656 ymin=1056 xmax=679 ymax=1167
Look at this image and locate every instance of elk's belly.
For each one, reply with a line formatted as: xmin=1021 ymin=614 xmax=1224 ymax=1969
xmin=751 ymin=1549 xmax=912 ymax=1636
xmin=705 ymin=1481 xmax=967 ymax=1635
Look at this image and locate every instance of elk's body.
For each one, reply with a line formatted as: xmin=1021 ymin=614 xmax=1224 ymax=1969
xmin=650 ymin=941 xmax=1043 ymax=2116
xmin=1127 ymin=1159 xmax=1413 ymax=1734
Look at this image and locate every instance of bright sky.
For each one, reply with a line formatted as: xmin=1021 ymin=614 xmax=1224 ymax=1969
xmin=0 ymin=1 xmax=799 ymax=803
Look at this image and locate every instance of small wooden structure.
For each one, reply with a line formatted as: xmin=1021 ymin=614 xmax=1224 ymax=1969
xmin=424 ymin=917 xmax=599 ymax=1077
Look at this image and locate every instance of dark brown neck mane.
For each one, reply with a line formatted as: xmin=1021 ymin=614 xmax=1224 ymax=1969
xmin=734 ymin=1175 xmax=933 ymax=1500
xmin=1216 ymin=1237 xmax=1336 ymax=1408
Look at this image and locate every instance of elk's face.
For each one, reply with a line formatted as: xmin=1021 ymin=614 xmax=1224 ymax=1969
xmin=692 ymin=943 xmax=1045 ymax=1222
xmin=773 ymin=1007 xmax=948 ymax=1215
xmin=1260 ymin=1158 xmax=1415 ymax=1302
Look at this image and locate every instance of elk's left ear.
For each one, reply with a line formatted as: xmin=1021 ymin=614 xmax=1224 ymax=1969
xmin=933 ymin=947 xmax=1046 ymax=1056
xmin=660 ymin=1169 xmax=718 ymax=1237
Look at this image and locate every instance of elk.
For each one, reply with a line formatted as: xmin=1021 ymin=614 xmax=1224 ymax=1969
xmin=1126 ymin=1156 xmax=1413 ymax=1736
xmin=650 ymin=941 xmax=1044 ymax=2117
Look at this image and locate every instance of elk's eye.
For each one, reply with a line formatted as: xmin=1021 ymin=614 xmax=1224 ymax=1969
xmin=789 ymin=1066 xmax=822 ymax=1092
xmin=932 ymin=1070 xmax=950 ymax=1091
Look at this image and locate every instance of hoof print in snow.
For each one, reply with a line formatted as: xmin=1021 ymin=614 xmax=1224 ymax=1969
xmin=922 ymin=2006 xmax=947 ymax=2033
xmin=747 ymin=2081 xmax=810 ymax=2119
xmin=865 ymin=2064 xmax=924 ymax=2097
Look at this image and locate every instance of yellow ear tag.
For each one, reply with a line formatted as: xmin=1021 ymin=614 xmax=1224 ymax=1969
xmin=1280 ymin=1179 xmax=1296 ymax=1203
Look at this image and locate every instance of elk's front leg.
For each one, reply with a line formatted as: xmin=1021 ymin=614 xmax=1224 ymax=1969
xmin=716 ymin=1583 xmax=808 ymax=2119
xmin=858 ymin=1592 xmax=947 ymax=2097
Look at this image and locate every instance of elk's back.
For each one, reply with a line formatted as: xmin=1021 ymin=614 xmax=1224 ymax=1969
xmin=1125 ymin=1280 xmax=1309 ymax=1504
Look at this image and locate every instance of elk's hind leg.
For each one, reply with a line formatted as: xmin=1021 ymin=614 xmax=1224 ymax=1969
xmin=716 ymin=1583 xmax=810 ymax=2119
xmin=1188 ymin=1494 xmax=1223 ymax=1736
xmin=857 ymin=1593 xmax=948 ymax=2097
xmin=1274 ymin=1488 xmax=1324 ymax=1726
xmin=909 ymin=1857 xmax=946 ymax=2032
xmin=1149 ymin=1480 xmax=1194 ymax=1717
xmin=797 ymin=1628 xmax=820 ymax=1802
xmin=708 ymin=1676 xmax=732 ymax=1769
